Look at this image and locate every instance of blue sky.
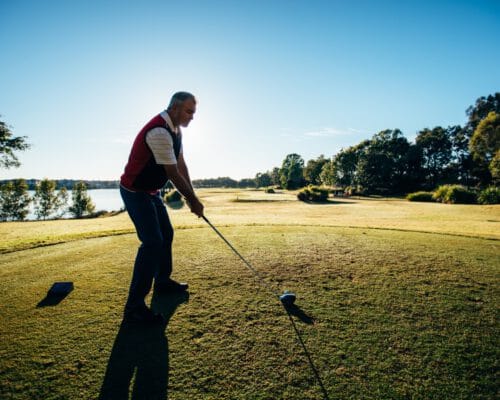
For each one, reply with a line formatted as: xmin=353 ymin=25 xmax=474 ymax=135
xmin=1 ymin=0 xmax=499 ymax=181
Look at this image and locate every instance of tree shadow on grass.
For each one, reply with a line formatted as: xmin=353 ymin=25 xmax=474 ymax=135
xmin=99 ymin=291 xmax=189 ymax=400
xmin=301 ymin=199 xmax=358 ymax=205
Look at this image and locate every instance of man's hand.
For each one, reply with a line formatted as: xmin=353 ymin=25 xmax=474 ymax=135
xmin=164 ymin=164 xmax=204 ymax=217
xmin=188 ymin=197 xmax=204 ymax=217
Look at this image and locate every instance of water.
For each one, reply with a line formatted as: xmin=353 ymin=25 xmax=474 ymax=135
xmin=26 ymin=188 xmax=124 ymax=220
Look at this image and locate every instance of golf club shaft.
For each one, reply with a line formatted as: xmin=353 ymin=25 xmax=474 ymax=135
xmin=202 ymin=216 xmax=280 ymax=298
xmin=203 ymin=217 xmax=327 ymax=399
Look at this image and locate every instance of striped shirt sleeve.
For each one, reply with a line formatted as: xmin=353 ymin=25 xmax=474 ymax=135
xmin=145 ymin=127 xmax=177 ymax=165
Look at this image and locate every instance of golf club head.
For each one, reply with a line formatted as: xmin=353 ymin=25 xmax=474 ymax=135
xmin=280 ymin=291 xmax=296 ymax=306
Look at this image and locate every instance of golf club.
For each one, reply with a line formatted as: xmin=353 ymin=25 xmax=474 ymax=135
xmin=202 ymin=216 xmax=296 ymax=306
xmin=203 ymin=216 xmax=330 ymax=399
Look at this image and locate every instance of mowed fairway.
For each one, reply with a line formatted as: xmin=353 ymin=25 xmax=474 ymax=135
xmin=0 ymin=189 xmax=498 ymax=399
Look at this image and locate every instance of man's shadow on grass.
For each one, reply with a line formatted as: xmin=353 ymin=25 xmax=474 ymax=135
xmin=98 ymin=291 xmax=189 ymax=400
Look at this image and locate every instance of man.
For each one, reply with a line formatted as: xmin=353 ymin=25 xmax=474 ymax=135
xmin=120 ymin=91 xmax=204 ymax=323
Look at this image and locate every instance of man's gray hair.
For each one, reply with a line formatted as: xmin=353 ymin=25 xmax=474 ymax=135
xmin=167 ymin=92 xmax=196 ymax=110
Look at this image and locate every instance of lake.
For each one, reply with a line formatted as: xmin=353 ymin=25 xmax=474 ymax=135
xmin=27 ymin=188 xmax=124 ymax=220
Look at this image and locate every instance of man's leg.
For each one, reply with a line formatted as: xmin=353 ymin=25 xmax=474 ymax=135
xmin=151 ymin=193 xmax=188 ymax=293
xmin=152 ymin=193 xmax=174 ymax=284
xmin=120 ymin=187 xmax=164 ymax=310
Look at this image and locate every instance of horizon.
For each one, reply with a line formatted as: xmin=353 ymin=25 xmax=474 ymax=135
xmin=1 ymin=0 xmax=500 ymax=181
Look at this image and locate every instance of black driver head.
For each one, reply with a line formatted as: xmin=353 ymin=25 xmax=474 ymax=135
xmin=279 ymin=291 xmax=296 ymax=306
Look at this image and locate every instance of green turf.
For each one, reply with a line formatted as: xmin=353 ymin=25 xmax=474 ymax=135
xmin=0 ymin=191 xmax=499 ymax=399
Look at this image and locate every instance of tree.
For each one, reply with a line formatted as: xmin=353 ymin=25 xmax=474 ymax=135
xmin=456 ymin=93 xmax=500 ymax=186
xmin=469 ymin=111 xmax=500 ymax=186
xmin=331 ymin=143 xmax=367 ymax=188
xmin=319 ymin=159 xmax=335 ymax=186
xmin=447 ymin=125 xmax=473 ymax=186
xmin=33 ymin=179 xmax=68 ymax=220
xmin=465 ymin=93 xmax=500 ymax=138
xmin=356 ymin=130 xmax=411 ymax=194
xmin=254 ymin=172 xmax=272 ymax=188
xmin=0 ymin=117 xmax=30 ymax=169
xmin=490 ymin=150 xmax=500 ymax=185
xmin=404 ymin=143 xmax=424 ymax=191
xmin=57 ymin=187 xmax=69 ymax=216
xmin=0 ymin=179 xmax=31 ymax=221
xmin=303 ymin=155 xmax=328 ymax=185
xmin=68 ymin=181 xmax=95 ymax=218
xmin=238 ymin=178 xmax=256 ymax=188
xmin=270 ymin=167 xmax=281 ymax=186
xmin=279 ymin=153 xmax=305 ymax=190
xmin=415 ymin=126 xmax=452 ymax=188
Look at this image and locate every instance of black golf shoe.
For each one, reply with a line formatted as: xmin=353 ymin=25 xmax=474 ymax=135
xmin=123 ymin=304 xmax=165 ymax=324
xmin=154 ymin=279 xmax=189 ymax=294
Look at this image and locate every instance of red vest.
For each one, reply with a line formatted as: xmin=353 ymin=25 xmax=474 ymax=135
xmin=120 ymin=114 xmax=181 ymax=192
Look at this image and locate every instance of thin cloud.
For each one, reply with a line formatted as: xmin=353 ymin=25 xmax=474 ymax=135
xmin=304 ymin=126 xmax=372 ymax=138
xmin=347 ymin=127 xmax=371 ymax=134
xmin=279 ymin=126 xmax=371 ymax=141
xmin=304 ymin=127 xmax=348 ymax=137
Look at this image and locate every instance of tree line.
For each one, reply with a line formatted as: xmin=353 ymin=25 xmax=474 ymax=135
xmin=0 ymin=179 xmax=121 ymax=191
xmin=1 ymin=93 xmax=498 ymax=218
xmin=0 ymin=179 xmax=95 ymax=221
xmin=254 ymin=93 xmax=499 ymax=195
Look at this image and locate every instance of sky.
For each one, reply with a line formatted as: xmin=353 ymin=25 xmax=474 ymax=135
xmin=1 ymin=0 xmax=499 ymax=181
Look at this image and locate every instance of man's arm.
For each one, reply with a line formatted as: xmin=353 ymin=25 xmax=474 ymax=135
xmin=177 ymin=152 xmax=194 ymax=191
xmin=164 ymin=162 xmax=204 ymax=217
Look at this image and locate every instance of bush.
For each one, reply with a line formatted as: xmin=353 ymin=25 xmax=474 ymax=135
xmin=297 ymin=190 xmax=308 ymax=202
xmin=297 ymin=186 xmax=329 ymax=202
xmin=433 ymin=185 xmax=477 ymax=204
xmin=406 ymin=191 xmax=435 ymax=202
xmin=164 ymin=190 xmax=182 ymax=203
xmin=432 ymin=185 xmax=451 ymax=203
xmin=265 ymin=188 xmax=275 ymax=194
xmin=478 ymin=186 xmax=500 ymax=204
xmin=164 ymin=190 xmax=184 ymax=209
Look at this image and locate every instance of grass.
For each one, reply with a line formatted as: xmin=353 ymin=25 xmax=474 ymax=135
xmin=1 ymin=189 xmax=497 ymax=254
xmin=0 ymin=189 xmax=499 ymax=399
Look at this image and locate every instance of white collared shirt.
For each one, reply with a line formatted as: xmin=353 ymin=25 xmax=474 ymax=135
xmin=145 ymin=110 xmax=183 ymax=165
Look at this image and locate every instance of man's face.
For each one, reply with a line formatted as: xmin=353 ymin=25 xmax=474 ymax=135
xmin=172 ymin=98 xmax=196 ymax=128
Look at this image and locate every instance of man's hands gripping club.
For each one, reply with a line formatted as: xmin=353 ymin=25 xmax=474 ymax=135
xmin=164 ymin=163 xmax=204 ymax=218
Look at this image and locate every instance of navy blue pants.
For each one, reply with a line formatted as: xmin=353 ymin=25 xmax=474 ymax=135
xmin=120 ymin=186 xmax=173 ymax=309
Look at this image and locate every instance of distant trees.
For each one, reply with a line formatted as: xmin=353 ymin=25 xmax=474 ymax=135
xmin=464 ymin=94 xmax=500 ymax=185
xmin=33 ymin=178 xmax=68 ymax=220
xmin=0 ymin=117 xmax=30 ymax=169
xmin=0 ymin=179 xmax=31 ymax=221
xmin=303 ymin=155 xmax=328 ymax=185
xmin=465 ymin=93 xmax=500 ymax=137
xmin=356 ymin=130 xmax=413 ymax=194
xmin=253 ymin=168 xmax=281 ymax=188
xmin=192 ymin=176 xmax=255 ymax=188
xmin=319 ymin=158 xmax=335 ymax=186
xmin=1 ymin=93 xmax=498 ymax=215
xmin=68 ymin=181 xmax=95 ymax=218
xmin=446 ymin=125 xmax=471 ymax=186
xmin=329 ymin=143 xmax=366 ymax=188
xmin=0 ymin=179 xmax=97 ymax=221
xmin=469 ymin=111 xmax=500 ymax=186
xmin=415 ymin=126 xmax=452 ymax=189
xmin=254 ymin=172 xmax=272 ymax=188
xmin=251 ymin=92 xmax=499 ymax=197
xmin=280 ymin=153 xmax=305 ymax=189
